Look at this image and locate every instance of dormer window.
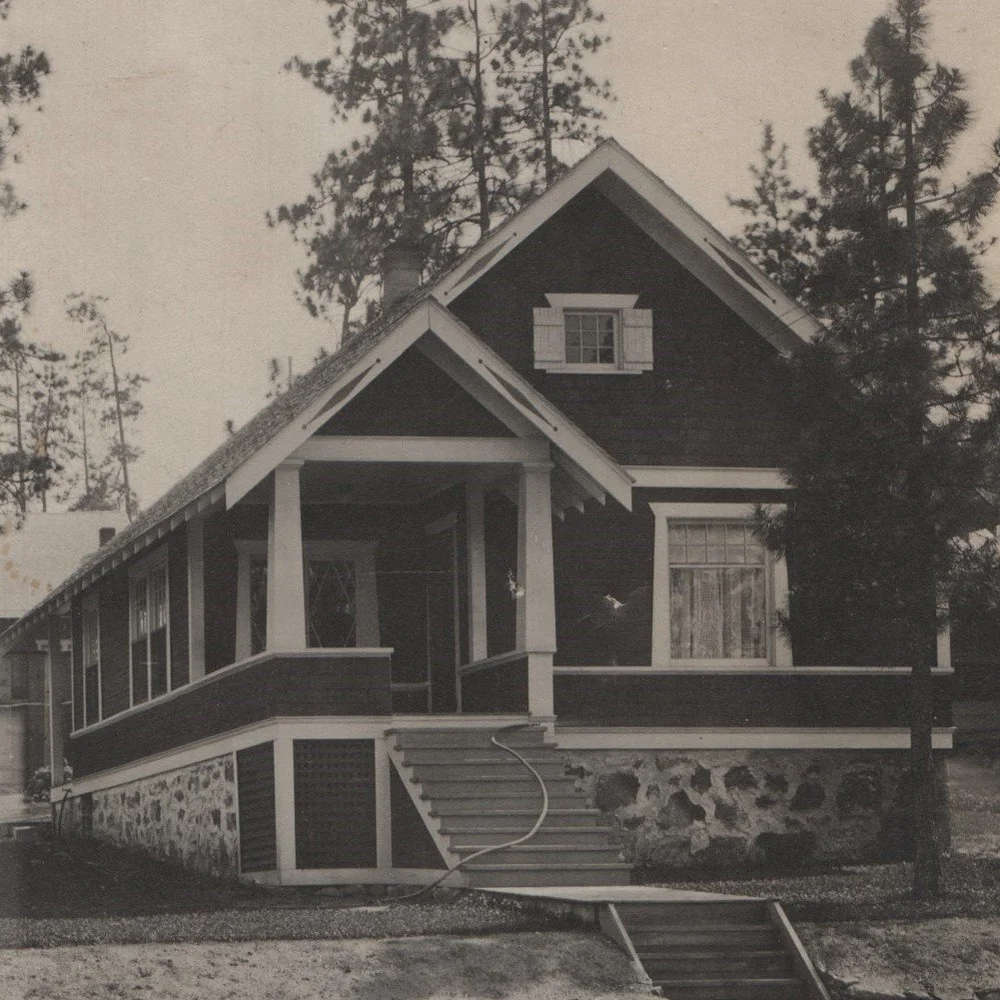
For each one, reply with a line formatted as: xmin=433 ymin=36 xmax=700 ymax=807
xmin=533 ymin=294 xmax=653 ymax=374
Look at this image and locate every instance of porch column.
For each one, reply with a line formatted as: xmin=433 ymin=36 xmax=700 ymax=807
xmin=187 ymin=515 xmax=206 ymax=679
xmin=516 ymin=462 xmax=556 ymax=717
xmin=267 ymin=460 xmax=306 ymax=651
xmin=45 ymin=617 xmax=68 ymax=789
xmin=466 ymin=484 xmax=488 ymax=663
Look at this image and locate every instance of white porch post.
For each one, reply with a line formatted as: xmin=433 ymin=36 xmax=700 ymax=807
xmin=466 ymin=484 xmax=488 ymax=663
xmin=187 ymin=516 xmax=206 ymax=680
xmin=267 ymin=460 xmax=306 ymax=651
xmin=272 ymin=736 xmax=296 ymax=878
xmin=517 ymin=461 xmax=556 ymax=717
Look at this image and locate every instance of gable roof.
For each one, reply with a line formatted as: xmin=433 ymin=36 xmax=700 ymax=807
xmin=1 ymin=137 xmax=820 ymax=643
xmin=433 ymin=139 xmax=823 ymax=353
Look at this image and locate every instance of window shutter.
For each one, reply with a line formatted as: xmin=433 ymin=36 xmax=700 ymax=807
xmin=621 ymin=308 xmax=654 ymax=371
xmin=533 ymin=307 xmax=565 ymax=368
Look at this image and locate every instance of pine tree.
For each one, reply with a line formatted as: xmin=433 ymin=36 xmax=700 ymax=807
xmin=496 ymin=0 xmax=611 ymax=188
xmin=66 ymin=295 xmax=147 ymax=521
xmin=735 ymin=0 xmax=1000 ymax=898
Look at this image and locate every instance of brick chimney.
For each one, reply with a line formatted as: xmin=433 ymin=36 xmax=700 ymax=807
xmin=382 ymin=240 xmax=423 ymax=310
xmin=99 ymin=527 xmax=116 ymax=547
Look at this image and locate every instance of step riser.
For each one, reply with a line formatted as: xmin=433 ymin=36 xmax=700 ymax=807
xmin=426 ymin=796 xmax=584 ymax=811
xmin=650 ymin=982 xmax=802 ymax=1000
xmin=465 ymin=868 xmax=631 ymax=888
xmin=436 ymin=812 xmax=607 ymax=830
xmin=401 ymin=748 xmax=560 ymax=764
xmin=630 ymin=929 xmax=780 ymax=948
xmin=643 ymin=958 xmax=794 ymax=978
xmin=392 ymin=729 xmax=547 ymax=749
xmin=419 ymin=779 xmax=579 ymax=797
xmin=618 ymin=901 xmax=770 ymax=924
xmin=408 ymin=763 xmax=571 ymax=779
xmin=454 ymin=848 xmax=624 ymax=866
xmin=442 ymin=828 xmax=618 ymax=846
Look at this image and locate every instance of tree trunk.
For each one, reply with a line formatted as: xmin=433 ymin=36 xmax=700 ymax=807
xmin=900 ymin=7 xmax=942 ymax=901
xmin=13 ymin=358 xmax=25 ymax=514
xmin=539 ymin=0 xmax=554 ymax=185
xmin=470 ymin=0 xmax=490 ymax=236
xmin=103 ymin=320 xmax=134 ymax=522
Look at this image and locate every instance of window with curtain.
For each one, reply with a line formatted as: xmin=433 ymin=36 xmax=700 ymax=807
xmin=667 ymin=521 xmax=767 ymax=661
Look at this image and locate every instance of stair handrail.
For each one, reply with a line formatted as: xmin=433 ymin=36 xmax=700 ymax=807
xmin=391 ymin=722 xmax=551 ymax=901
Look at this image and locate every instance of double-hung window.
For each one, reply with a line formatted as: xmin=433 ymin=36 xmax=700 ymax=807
xmin=533 ymin=294 xmax=653 ymax=373
xmin=650 ymin=503 xmax=791 ymax=668
xmin=81 ymin=593 xmax=101 ymax=725
xmin=130 ymin=548 xmax=170 ymax=704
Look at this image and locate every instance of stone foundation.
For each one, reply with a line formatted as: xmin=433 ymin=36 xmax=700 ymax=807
xmin=563 ymin=748 xmax=950 ymax=870
xmin=61 ymin=753 xmax=240 ymax=878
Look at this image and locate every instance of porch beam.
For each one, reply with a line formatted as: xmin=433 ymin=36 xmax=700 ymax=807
xmin=291 ymin=436 xmax=550 ymax=466
xmin=517 ymin=462 xmax=556 ymax=717
xmin=266 ymin=461 xmax=306 ymax=651
xmin=45 ymin=617 xmax=68 ymax=787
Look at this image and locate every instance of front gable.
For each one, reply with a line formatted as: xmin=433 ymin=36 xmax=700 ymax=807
xmin=449 ymin=186 xmax=795 ymax=468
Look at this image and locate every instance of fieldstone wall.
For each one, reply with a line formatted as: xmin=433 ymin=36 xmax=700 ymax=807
xmin=563 ymin=748 xmax=950 ymax=870
xmin=61 ymin=753 xmax=240 ymax=877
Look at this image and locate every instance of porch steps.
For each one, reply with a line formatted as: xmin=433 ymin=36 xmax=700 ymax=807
xmin=613 ymin=898 xmax=830 ymax=1000
xmin=389 ymin=725 xmax=631 ymax=888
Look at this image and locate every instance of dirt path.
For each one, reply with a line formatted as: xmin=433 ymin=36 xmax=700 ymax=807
xmin=0 ymin=931 xmax=649 ymax=1000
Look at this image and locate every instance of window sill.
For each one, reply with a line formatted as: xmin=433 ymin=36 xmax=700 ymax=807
xmin=536 ymin=364 xmax=645 ymax=375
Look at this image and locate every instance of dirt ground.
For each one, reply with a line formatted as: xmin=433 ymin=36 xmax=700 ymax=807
xmin=0 ymin=931 xmax=650 ymax=1000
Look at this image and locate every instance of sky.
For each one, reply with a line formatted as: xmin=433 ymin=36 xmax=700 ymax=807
xmin=2 ymin=0 xmax=1000 ymax=509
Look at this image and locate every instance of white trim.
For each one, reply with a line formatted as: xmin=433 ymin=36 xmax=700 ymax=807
xmin=374 ymin=735 xmax=393 ymax=867
xmin=460 ymin=649 xmax=527 ymax=676
xmin=223 ymin=298 xmax=633 ymax=513
xmin=68 ymin=647 xmax=395 ymax=738
xmin=626 ymin=466 xmax=788 ymax=491
xmin=61 ymin=712 xmax=534 ymax=796
xmin=272 ymin=737 xmax=296 ymax=874
xmin=292 ymin=436 xmax=550 ymax=466
xmin=80 ymin=591 xmax=101 ymax=728
xmin=555 ymin=725 xmax=955 ymax=751
xmin=545 ymin=293 xmax=639 ymax=309
xmin=433 ymin=139 xmax=822 ymax=351
xmin=553 ymin=664 xmax=956 ymax=676
xmin=649 ymin=501 xmax=791 ymax=668
xmin=127 ymin=544 xmax=171 ymax=706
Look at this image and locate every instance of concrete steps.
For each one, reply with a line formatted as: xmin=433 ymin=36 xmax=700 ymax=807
xmin=390 ymin=725 xmax=630 ymax=888
xmin=614 ymin=899 xmax=826 ymax=1000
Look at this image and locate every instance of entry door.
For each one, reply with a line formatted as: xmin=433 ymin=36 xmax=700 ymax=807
xmin=425 ymin=518 xmax=460 ymax=713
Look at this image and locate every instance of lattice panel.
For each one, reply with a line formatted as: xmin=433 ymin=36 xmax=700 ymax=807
xmin=293 ymin=740 xmax=377 ymax=870
xmin=237 ymin=743 xmax=276 ymax=873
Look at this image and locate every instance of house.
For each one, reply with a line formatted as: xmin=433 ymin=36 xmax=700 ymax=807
xmin=0 ymin=141 xmax=953 ymax=885
xmin=0 ymin=512 xmax=127 ymax=791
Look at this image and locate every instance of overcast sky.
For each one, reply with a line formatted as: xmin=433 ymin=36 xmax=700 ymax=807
xmin=2 ymin=0 xmax=999 ymax=508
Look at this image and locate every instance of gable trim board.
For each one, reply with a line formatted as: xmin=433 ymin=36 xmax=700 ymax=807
xmin=225 ymin=298 xmax=634 ymax=511
xmin=434 ymin=139 xmax=823 ymax=354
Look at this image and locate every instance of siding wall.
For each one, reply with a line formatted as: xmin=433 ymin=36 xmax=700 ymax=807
xmin=450 ymin=187 xmax=793 ymax=468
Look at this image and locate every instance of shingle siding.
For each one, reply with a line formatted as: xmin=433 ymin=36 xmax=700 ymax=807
xmin=451 ymin=187 xmax=794 ymax=468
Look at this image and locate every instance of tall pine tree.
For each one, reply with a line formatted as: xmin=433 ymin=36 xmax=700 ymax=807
xmin=735 ymin=0 xmax=1000 ymax=897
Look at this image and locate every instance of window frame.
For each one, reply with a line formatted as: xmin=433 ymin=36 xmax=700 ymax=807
xmin=128 ymin=546 xmax=171 ymax=706
xmin=234 ymin=539 xmax=380 ymax=659
xmin=650 ymin=502 xmax=791 ymax=669
xmin=535 ymin=293 xmax=651 ymax=375
xmin=81 ymin=592 xmax=101 ymax=726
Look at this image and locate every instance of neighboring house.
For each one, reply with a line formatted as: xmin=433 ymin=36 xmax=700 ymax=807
xmin=0 ymin=141 xmax=953 ymax=885
xmin=0 ymin=512 xmax=127 ymax=791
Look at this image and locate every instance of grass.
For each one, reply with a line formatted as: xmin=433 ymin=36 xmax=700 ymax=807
xmin=0 ymin=838 xmax=572 ymax=948
xmin=646 ymin=750 xmax=1000 ymax=923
